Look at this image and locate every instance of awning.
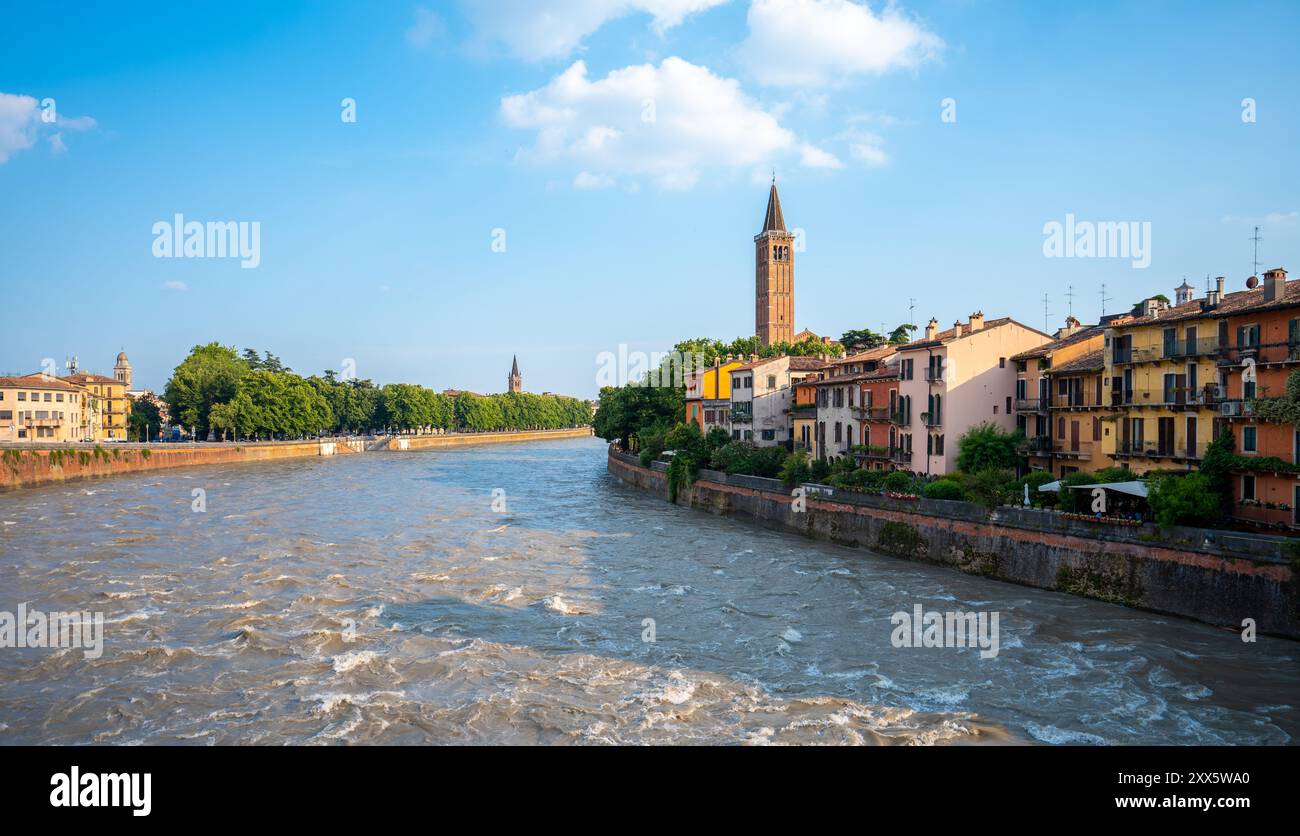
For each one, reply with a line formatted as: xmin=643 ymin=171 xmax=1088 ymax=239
xmin=1038 ymin=480 xmax=1062 ymax=492
xmin=1064 ymin=480 xmax=1149 ymax=498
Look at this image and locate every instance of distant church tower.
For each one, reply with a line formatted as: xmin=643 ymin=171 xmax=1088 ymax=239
xmin=755 ymin=178 xmax=795 ymax=346
xmin=508 ymin=355 xmax=522 ymax=393
xmin=113 ymin=350 xmax=132 ymax=389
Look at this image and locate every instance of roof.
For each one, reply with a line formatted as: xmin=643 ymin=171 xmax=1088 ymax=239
xmin=510 ymin=355 xmax=520 ymax=376
xmin=760 ymin=180 xmax=786 ymax=233
xmin=1047 ymin=349 xmax=1105 ymax=375
xmin=1112 ymin=277 xmax=1299 ymax=329
xmin=897 ymin=317 xmax=1052 ymax=351
xmin=1010 ymin=324 xmax=1106 ymax=361
xmin=0 ymin=373 xmax=87 ymax=392
xmin=730 ymin=355 xmax=830 ymax=373
xmin=812 ymin=371 xmax=875 ymax=387
xmin=835 ymin=345 xmax=896 ymax=365
xmin=63 ymin=373 xmax=119 ymax=385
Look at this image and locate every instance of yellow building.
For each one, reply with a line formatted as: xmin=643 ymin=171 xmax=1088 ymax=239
xmin=63 ymin=372 xmax=131 ymax=441
xmin=684 ymin=360 xmax=745 ymax=435
xmin=0 ymin=374 xmax=93 ymax=443
xmin=1102 ymin=283 xmax=1220 ymax=474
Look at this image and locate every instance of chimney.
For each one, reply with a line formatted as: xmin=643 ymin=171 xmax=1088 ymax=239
xmin=749 ymin=353 xmax=758 ymax=363
xmin=969 ymin=311 xmax=985 ymax=332
xmin=925 ymin=318 xmax=938 ymax=341
xmin=1263 ymin=267 xmax=1287 ymax=302
xmin=1055 ymin=316 xmax=1082 ymax=340
xmin=954 ymin=319 xmax=966 ymax=337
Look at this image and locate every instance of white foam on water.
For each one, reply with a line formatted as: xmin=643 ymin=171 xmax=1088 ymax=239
xmin=1026 ymin=722 xmax=1109 ymax=745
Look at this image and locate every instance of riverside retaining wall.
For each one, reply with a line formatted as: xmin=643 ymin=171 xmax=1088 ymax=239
xmin=607 ymin=447 xmax=1299 ymax=638
xmin=0 ymin=428 xmax=593 ymax=491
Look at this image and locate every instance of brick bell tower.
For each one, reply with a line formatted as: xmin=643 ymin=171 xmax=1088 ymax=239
xmin=755 ymin=177 xmax=794 ymax=346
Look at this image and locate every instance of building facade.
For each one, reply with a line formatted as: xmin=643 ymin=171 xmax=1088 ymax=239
xmin=0 ymin=374 xmax=92 ymax=443
xmin=685 ymin=359 xmax=745 ymax=434
xmin=897 ymin=312 xmax=1052 ymax=476
xmin=63 ymin=372 xmax=130 ymax=441
xmin=729 ymin=355 xmax=826 ymax=446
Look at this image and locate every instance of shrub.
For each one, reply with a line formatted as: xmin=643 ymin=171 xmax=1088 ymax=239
xmin=748 ymin=445 xmax=789 ymax=478
xmin=809 ymin=458 xmax=831 ymax=482
xmin=960 ymin=467 xmax=1017 ymax=508
xmin=883 ymin=470 xmax=917 ymax=494
xmin=1148 ymin=472 xmax=1221 ymax=528
xmin=956 ymin=422 xmax=1024 ymax=473
xmin=778 ymin=450 xmax=811 ymax=486
xmin=922 ymin=479 xmax=966 ymax=501
xmin=1017 ymin=470 xmax=1059 ymax=507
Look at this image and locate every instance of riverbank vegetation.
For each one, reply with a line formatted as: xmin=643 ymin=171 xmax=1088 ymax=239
xmin=165 ymin=343 xmax=592 ymax=440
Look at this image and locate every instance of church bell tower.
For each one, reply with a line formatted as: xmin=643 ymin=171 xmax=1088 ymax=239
xmin=755 ymin=179 xmax=794 ymax=346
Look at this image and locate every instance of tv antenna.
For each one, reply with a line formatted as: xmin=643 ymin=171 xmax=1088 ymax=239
xmin=1099 ymin=283 xmax=1112 ymax=319
xmin=1065 ymin=285 xmax=1075 ymax=319
xmin=1042 ymin=292 xmax=1050 ymax=332
xmin=1250 ymin=226 xmax=1263 ymax=276
xmin=908 ymin=298 xmax=916 ymax=328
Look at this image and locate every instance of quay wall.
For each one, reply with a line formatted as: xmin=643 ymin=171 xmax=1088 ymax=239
xmin=607 ymin=446 xmax=1299 ymax=638
xmin=0 ymin=428 xmax=592 ymax=490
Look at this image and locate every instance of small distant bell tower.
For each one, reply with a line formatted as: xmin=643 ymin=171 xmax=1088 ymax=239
xmin=114 ymin=350 xmax=132 ymax=389
xmin=508 ymin=355 xmax=522 ymax=394
xmin=755 ymin=177 xmax=795 ymax=346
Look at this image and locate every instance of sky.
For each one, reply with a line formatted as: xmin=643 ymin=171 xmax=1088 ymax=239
xmin=1 ymin=0 xmax=1297 ymax=398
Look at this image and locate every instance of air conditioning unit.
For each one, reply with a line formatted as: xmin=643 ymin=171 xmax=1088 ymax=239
xmin=1220 ymin=401 xmax=1242 ymax=417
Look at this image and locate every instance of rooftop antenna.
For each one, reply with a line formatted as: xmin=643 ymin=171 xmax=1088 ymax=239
xmin=1250 ymin=225 xmax=1262 ymax=276
xmin=908 ymin=298 xmax=916 ymax=328
xmin=1099 ymin=283 xmax=1112 ymax=319
xmin=1065 ymin=284 xmax=1075 ymax=319
xmin=1042 ymin=292 xmax=1050 ymax=332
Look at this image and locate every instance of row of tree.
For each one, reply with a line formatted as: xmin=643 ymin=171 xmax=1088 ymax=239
xmin=163 ymin=343 xmax=592 ymax=440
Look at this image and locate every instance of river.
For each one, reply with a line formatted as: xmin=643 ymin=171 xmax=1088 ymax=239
xmin=0 ymin=437 xmax=1295 ymax=745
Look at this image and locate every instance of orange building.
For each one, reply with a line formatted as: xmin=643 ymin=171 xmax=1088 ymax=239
xmin=854 ymin=365 xmax=902 ymax=470
xmin=1214 ymin=268 xmax=1299 ymax=529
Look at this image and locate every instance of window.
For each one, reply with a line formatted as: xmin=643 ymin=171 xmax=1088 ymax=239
xmin=43 ymin=393 xmax=51 ymax=402
xmin=0 ymin=411 xmax=11 ymax=420
xmin=1242 ymin=474 xmax=1256 ymax=501
xmin=1005 ymin=396 xmax=1012 ymax=415
xmin=1242 ymin=426 xmax=1257 ymax=453
xmin=767 ymin=375 xmax=776 ymax=389
xmin=56 ymin=393 xmax=63 ymax=402
xmin=999 ymin=357 xmax=1006 ymax=368
xmin=1244 ymin=378 xmax=1256 ymax=399
xmin=744 ymin=430 xmax=753 ymax=441
xmin=834 ymin=422 xmax=842 ymax=443
xmin=936 ymin=434 xmax=944 ymax=456
xmin=17 ymin=392 xmax=25 ymax=401
xmin=761 ymin=429 xmax=775 ymax=441
xmin=1016 ymin=378 xmax=1026 ymax=399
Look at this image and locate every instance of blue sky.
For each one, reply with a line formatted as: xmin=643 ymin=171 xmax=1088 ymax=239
xmin=2 ymin=0 xmax=1297 ymax=398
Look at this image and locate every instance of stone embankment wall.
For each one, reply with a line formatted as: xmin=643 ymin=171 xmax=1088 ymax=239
xmin=0 ymin=428 xmax=593 ymax=490
xmin=607 ymin=447 xmax=1298 ymax=638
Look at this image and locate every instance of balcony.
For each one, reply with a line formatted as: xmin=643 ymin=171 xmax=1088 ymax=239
xmin=1049 ymin=393 xmax=1104 ymax=409
xmin=853 ymin=405 xmax=890 ymax=421
xmin=1053 ymin=440 xmax=1095 ymax=459
xmin=1113 ymin=441 xmax=1209 ymax=460
xmin=920 ymin=411 xmax=941 ymax=428
xmin=1014 ymin=397 xmax=1045 ymax=413
xmin=852 ymin=445 xmax=891 ymax=460
xmin=1218 ymin=399 xmax=1257 ymax=418
xmin=730 ymin=407 xmax=753 ymax=424
xmin=890 ymin=410 xmax=908 ymax=425
xmin=1165 ymin=336 xmax=1224 ymax=359
xmin=1027 ymin=435 xmax=1054 ymax=454
xmin=1217 ymin=342 xmax=1300 ymax=367
xmin=1109 ymin=385 xmax=1225 ymax=409
xmin=890 ymin=448 xmax=913 ymax=464
xmin=924 ymin=368 xmax=944 ymax=382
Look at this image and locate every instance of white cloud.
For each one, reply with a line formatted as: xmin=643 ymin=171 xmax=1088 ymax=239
xmin=405 ymin=6 xmax=447 ymax=48
xmin=740 ymin=0 xmax=943 ymax=87
xmin=1221 ymin=211 xmax=1297 ymax=227
xmin=0 ymin=92 xmax=97 ymax=163
xmin=501 ymin=57 xmax=835 ymax=188
xmin=799 ymin=143 xmax=843 ymax=169
xmin=461 ymin=0 xmax=728 ymax=61
xmin=0 ymin=93 xmax=40 ymax=163
xmin=162 ymin=280 xmax=188 ymax=291
xmin=574 ymin=170 xmax=616 ymax=189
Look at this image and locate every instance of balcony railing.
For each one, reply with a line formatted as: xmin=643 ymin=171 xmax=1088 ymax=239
xmin=920 ymin=412 xmax=941 ymax=428
xmin=1109 ymin=385 xmax=1225 ymax=408
xmin=890 ymin=448 xmax=913 ymax=464
xmin=1049 ymin=393 xmax=1105 ymax=409
xmin=1114 ymin=337 xmax=1225 ymax=365
xmin=730 ymin=408 xmax=752 ymax=424
xmin=1218 ymin=399 xmax=1257 ymax=418
xmin=853 ymin=405 xmax=890 ymax=420
xmin=1053 ymin=440 xmax=1095 ymax=458
xmin=924 ymin=368 xmax=944 ymax=382
xmin=1114 ymin=441 xmax=1209 ymax=460
xmin=1027 ymin=435 xmax=1054 ymax=453
xmin=890 ymin=410 xmax=907 ymax=425
xmin=1014 ymin=398 xmax=1044 ymax=412
xmin=1217 ymin=342 xmax=1300 ymax=367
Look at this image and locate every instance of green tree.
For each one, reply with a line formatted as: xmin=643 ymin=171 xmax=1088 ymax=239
xmin=956 ymin=422 xmax=1024 ymax=473
xmin=127 ymin=394 xmax=163 ymax=442
xmin=163 ymin=343 xmax=249 ymax=438
xmin=1148 ymin=472 xmax=1221 ymax=528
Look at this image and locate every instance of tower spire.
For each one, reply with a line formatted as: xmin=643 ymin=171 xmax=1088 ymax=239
xmin=761 ymin=179 xmax=786 ymax=233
